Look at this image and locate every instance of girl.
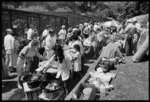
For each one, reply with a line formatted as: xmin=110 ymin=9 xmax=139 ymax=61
xmin=40 ymin=44 xmax=72 ymax=96
xmin=16 ymin=39 xmax=47 ymax=89
xmin=70 ymin=44 xmax=82 ymax=79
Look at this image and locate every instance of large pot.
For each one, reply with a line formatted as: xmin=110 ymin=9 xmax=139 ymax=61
xmin=40 ymin=80 xmax=62 ymax=93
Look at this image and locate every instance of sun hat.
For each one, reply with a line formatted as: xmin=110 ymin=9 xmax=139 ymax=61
xmin=6 ymin=28 xmax=13 ymax=33
xmin=62 ymin=25 xmax=66 ymax=28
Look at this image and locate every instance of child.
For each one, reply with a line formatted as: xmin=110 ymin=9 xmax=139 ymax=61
xmin=70 ymin=44 xmax=82 ymax=79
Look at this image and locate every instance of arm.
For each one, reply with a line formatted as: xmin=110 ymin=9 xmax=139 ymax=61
xmin=36 ymin=51 xmax=47 ymax=60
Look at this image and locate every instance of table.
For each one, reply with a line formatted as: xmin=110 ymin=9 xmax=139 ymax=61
xmin=23 ymin=82 xmax=42 ymax=100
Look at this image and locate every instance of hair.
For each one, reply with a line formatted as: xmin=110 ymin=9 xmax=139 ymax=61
xmin=53 ymin=44 xmax=64 ymax=63
xmin=30 ymin=32 xmax=38 ymax=40
xmin=30 ymin=39 xmax=40 ymax=48
xmin=71 ymin=34 xmax=78 ymax=41
xmin=73 ymin=44 xmax=80 ymax=52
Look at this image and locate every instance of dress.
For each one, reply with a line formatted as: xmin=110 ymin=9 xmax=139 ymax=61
xmin=16 ymin=45 xmax=38 ymax=76
xmin=72 ymin=52 xmax=82 ymax=72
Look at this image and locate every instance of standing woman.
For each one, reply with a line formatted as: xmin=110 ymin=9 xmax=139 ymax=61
xmin=16 ymin=39 xmax=47 ymax=89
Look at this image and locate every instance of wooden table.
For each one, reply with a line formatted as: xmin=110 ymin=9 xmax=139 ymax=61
xmin=23 ymin=82 xmax=42 ymax=100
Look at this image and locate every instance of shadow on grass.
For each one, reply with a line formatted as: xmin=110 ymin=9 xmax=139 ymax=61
xmin=2 ymin=81 xmax=17 ymax=93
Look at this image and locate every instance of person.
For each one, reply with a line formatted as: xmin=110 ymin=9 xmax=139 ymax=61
xmin=12 ymin=35 xmax=20 ymax=71
xmin=132 ymin=18 xmax=141 ymax=54
xmin=40 ymin=44 xmax=71 ymax=96
xmin=83 ymin=23 xmax=90 ymax=38
xmin=100 ymin=35 xmax=125 ymax=72
xmin=124 ymin=19 xmax=137 ymax=55
xmin=66 ymin=27 xmax=73 ymax=45
xmin=90 ymin=30 xmax=99 ymax=58
xmin=27 ymin=25 xmax=35 ymax=42
xmin=42 ymin=25 xmax=51 ymax=38
xmin=16 ymin=39 xmax=47 ymax=89
xmin=4 ymin=28 xmax=15 ymax=72
xmin=69 ymin=44 xmax=82 ymax=79
xmin=2 ymin=45 xmax=9 ymax=79
xmin=44 ymin=28 xmax=57 ymax=59
xmin=58 ymin=25 xmax=67 ymax=44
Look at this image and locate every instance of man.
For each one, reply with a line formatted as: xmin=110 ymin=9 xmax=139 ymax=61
xmin=44 ymin=28 xmax=57 ymax=59
xmin=27 ymin=25 xmax=35 ymax=42
xmin=124 ymin=19 xmax=137 ymax=55
xmin=58 ymin=25 xmax=67 ymax=43
xmin=4 ymin=29 xmax=15 ymax=72
xmin=42 ymin=25 xmax=51 ymax=38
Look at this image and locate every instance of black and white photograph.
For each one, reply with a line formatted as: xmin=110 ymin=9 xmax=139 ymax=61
xmin=2 ymin=1 xmax=149 ymax=100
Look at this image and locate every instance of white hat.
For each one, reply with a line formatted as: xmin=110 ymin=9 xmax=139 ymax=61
xmin=62 ymin=25 xmax=65 ymax=28
xmin=132 ymin=18 xmax=137 ymax=22
xmin=6 ymin=28 xmax=13 ymax=33
xmin=127 ymin=19 xmax=132 ymax=23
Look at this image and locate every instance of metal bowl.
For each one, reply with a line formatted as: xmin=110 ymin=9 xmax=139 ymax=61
xmin=40 ymin=80 xmax=61 ymax=92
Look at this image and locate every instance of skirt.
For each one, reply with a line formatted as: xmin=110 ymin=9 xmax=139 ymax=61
xmin=16 ymin=57 xmax=31 ymax=76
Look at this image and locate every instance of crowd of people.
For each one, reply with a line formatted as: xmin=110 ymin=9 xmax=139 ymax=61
xmin=2 ymin=17 xmax=149 ymax=95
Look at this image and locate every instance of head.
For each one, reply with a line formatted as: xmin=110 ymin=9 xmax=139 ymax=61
xmin=49 ymin=28 xmax=55 ymax=37
xmin=53 ymin=44 xmax=64 ymax=63
xmin=73 ymin=44 xmax=80 ymax=52
xmin=30 ymin=25 xmax=34 ymax=29
xmin=68 ymin=27 xmax=73 ymax=33
xmin=46 ymin=25 xmax=51 ymax=30
xmin=109 ymin=35 xmax=117 ymax=43
xmin=6 ymin=28 xmax=13 ymax=35
xmin=31 ymin=32 xmax=38 ymax=40
xmin=62 ymin=25 xmax=66 ymax=29
xmin=132 ymin=18 xmax=137 ymax=25
xmin=30 ymin=39 xmax=40 ymax=49
xmin=71 ymin=34 xmax=78 ymax=41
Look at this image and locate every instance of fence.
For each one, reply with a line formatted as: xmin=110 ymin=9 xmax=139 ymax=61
xmin=2 ymin=8 xmax=102 ymax=44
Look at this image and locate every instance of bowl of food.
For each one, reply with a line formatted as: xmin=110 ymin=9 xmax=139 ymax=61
xmin=26 ymin=75 xmax=41 ymax=88
xmin=40 ymin=80 xmax=61 ymax=92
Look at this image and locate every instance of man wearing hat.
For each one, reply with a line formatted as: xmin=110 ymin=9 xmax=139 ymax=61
xmin=4 ymin=28 xmax=15 ymax=72
xmin=44 ymin=28 xmax=57 ymax=59
xmin=58 ymin=25 xmax=67 ymax=43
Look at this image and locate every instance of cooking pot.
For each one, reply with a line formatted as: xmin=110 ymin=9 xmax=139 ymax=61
xmin=40 ymin=80 xmax=61 ymax=93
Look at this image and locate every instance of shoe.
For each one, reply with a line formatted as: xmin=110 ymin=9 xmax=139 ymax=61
xmin=18 ymin=84 xmax=22 ymax=89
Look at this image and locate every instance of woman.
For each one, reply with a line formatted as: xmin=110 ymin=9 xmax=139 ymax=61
xmin=40 ymin=44 xmax=71 ymax=96
xmin=16 ymin=39 xmax=47 ymax=89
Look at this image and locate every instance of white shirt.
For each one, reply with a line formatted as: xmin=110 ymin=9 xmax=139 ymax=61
xmin=58 ymin=29 xmax=67 ymax=40
xmin=44 ymin=55 xmax=71 ymax=81
xmin=44 ymin=35 xmax=56 ymax=51
xmin=4 ymin=34 xmax=15 ymax=50
xmin=93 ymin=24 xmax=99 ymax=32
xmin=42 ymin=29 xmax=49 ymax=37
xmin=72 ymin=51 xmax=81 ymax=72
xmin=27 ymin=28 xmax=34 ymax=40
